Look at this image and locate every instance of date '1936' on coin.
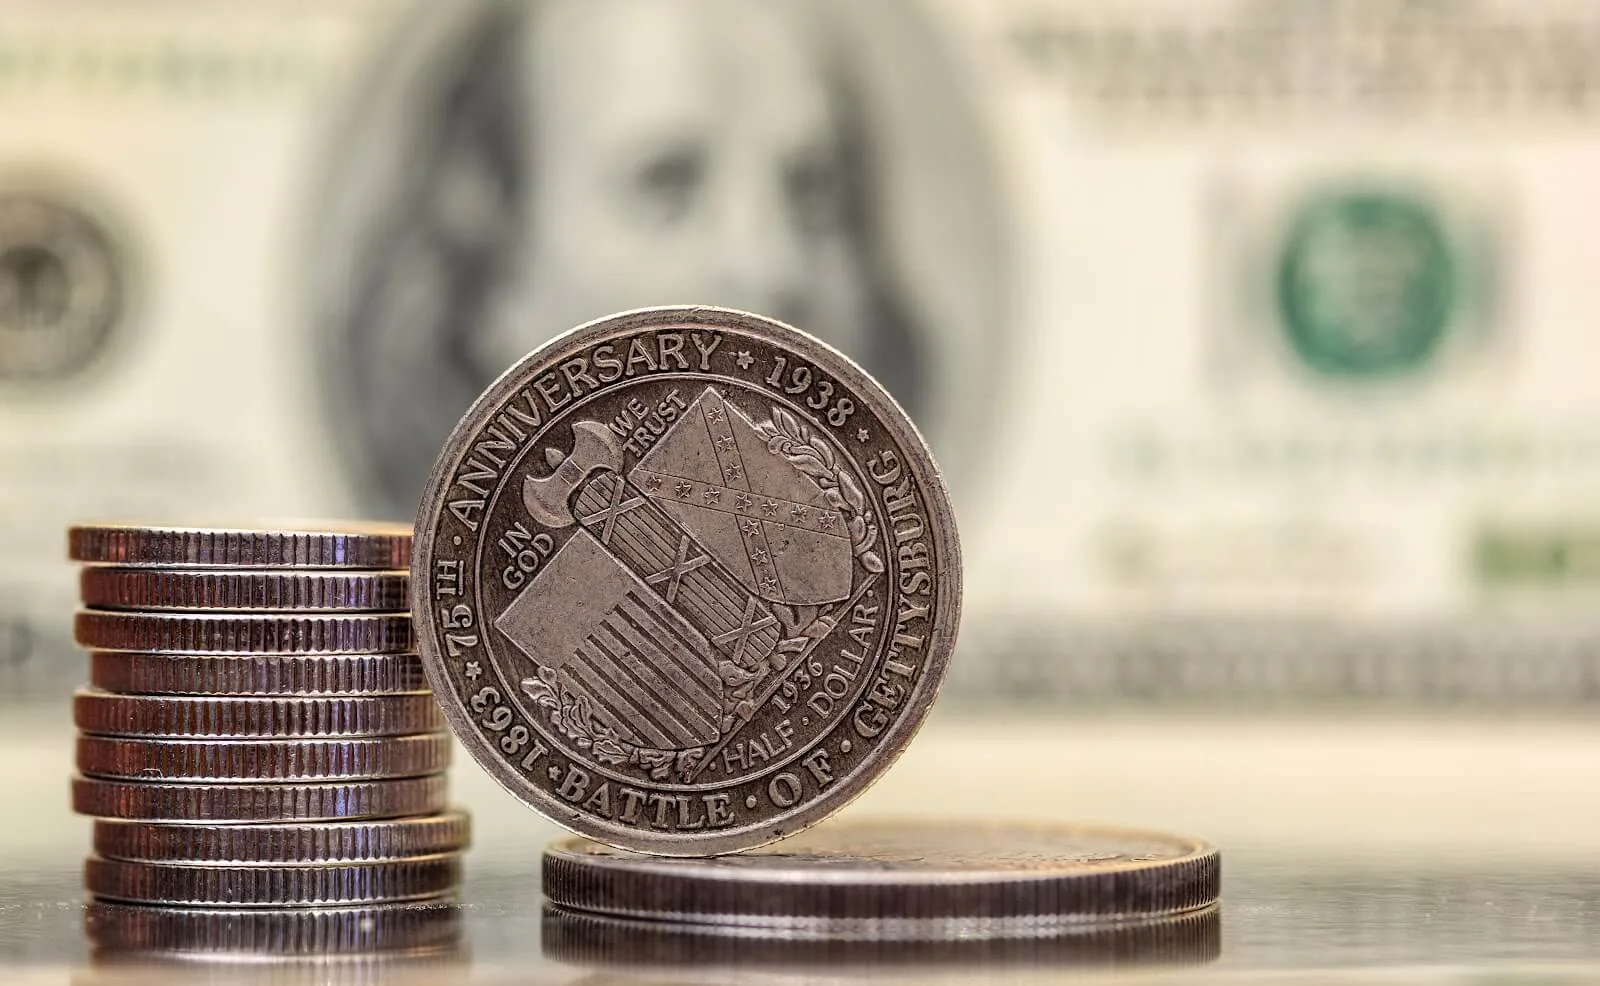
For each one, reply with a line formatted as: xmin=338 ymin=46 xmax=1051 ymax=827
xmin=413 ymin=307 xmax=960 ymax=855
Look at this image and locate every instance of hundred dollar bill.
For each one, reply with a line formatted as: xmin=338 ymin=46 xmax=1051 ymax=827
xmin=4 ymin=0 xmax=1600 ymax=707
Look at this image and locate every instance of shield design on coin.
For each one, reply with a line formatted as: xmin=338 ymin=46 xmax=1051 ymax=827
xmin=495 ymin=388 xmax=859 ymax=757
xmin=632 ymin=388 xmax=853 ymax=607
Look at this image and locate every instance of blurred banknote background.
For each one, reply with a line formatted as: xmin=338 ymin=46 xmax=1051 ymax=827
xmin=5 ymin=0 xmax=1600 ymax=711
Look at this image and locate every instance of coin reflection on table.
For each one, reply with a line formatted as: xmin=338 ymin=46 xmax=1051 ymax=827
xmin=541 ymin=904 xmax=1221 ymax=975
xmin=80 ymin=898 xmax=466 ymax=985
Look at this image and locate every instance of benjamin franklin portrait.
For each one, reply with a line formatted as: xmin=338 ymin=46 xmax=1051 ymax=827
xmin=312 ymin=0 xmax=1003 ymax=520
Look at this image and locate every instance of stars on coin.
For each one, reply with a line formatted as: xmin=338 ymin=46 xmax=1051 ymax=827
xmin=760 ymin=577 xmax=780 ymax=595
xmin=856 ymin=428 xmax=870 ymax=443
xmin=735 ymin=493 xmax=753 ymax=510
xmin=548 ymin=765 xmax=562 ymax=781
xmin=750 ymin=546 xmax=770 ymax=565
xmin=702 ymin=488 xmax=723 ymax=505
xmin=644 ymin=474 xmax=663 ymax=492
xmin=740 ymin=518 xmax=762 ymax=538
xmin=819 ymin=511 xmax=839 ymax=531
xmin=790 ymin=505 xmax=809 ymax=522
xmin=674 ymin=481 xmax=694 ymax=499
xmin=761 ymin=500 xmax=780 ymax=517
xmin=715 ymin=436 xmax=737 ymax=453
xmin=735 ymin=351 xmax=754 ymax=369
xmin=724 ymin=464 xmax=742 ymax=481
xmin=705 ymin=405 xmax=725 ymax=424
xmin=465 ymin=661 xmax=481 ymax=680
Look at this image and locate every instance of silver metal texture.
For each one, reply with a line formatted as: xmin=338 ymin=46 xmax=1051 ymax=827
xmin=541 ymin=820 xmax=1220 ymax=928
xmin=83 ymin=898 xmax=462 ymax=954
xmin=67 ymin=523 xmax=412 ymax=569
xmin=539 ymin=903 xmax=1222 ymax=967
xmin=73 ymin=690 xmax=443 ymax=737
xmin=92 ymin=812 xmax=471 ymax=864
xmin=84 ymin=853 xmax=463 ymax=906
xmin=79 ymin=566 xmax=410 ymax=611
xmin=73 ymin=610 xmax=415 ymax=654
xmin=75 ymin=733 xmax=451 ymax=782
xmin=413 ymin=307 xmax=961 ymax=855
xmin=71 ymin=774 xmax=449 ymax=821
xmin=88 ymin=650 xmax=428 ymax=696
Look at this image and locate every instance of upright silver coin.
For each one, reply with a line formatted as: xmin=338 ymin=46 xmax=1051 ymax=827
xmin=542 ymin=820 xmax=1220 ymax=930
xmin=68 ymin=523 xmax=412 ymax=569
xmin=413 ymin=307 xmax=961 ymax=855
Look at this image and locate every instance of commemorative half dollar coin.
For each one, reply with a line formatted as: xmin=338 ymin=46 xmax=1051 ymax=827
xmin=413 ymin=307 xmax=961 ymax=854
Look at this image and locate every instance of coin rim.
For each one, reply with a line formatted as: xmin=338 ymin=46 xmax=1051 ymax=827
xmin=74 ymin=610 xmax=415 ymax=655
xmin=75 ymin=732 xmax=452 ymax=781
xmin=84 ymin=853 xmax=463 ymax=907
xmin=70 ymin=774 xmax=449 ymax=821
xmin=68 ymin=522 xmax=412 ymax=569
xmin=541 ymin=820 xmax=1219 ymax=924
xmin=88 ymin=650 xmax=428 ymax=696
xmin=79 ymin=567 xmax=411 ymax=611
xmin=412 ymin=305 xmax=962 ymax=855
xmin=84 ymin=897 xmax=462 ymax=954
xmin=92 ymin=811 xmax=471 ymax=863
xmin=73 ymin=689 xmax=443 ymax=738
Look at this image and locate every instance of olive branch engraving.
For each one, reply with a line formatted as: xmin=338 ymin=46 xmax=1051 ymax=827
xmin=753 ymin=405 xmax=882 ymax=573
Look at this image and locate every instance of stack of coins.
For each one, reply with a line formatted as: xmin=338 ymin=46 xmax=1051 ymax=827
xmin=65 ymin=523 xmax=468 ymax=955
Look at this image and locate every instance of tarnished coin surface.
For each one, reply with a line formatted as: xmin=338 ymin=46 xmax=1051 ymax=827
xmin=74 ymin=610 xmax=414 ymax=654
xmin=542 ymin=821 xmax=1219 ymax=927
xmin=73 ymin=690 xmax=443 ymax=737
xmin=68 ymin=522 xmax=412 ymax=569
xmin=72 ymin=775 xmax=448 ymax=821
xmin=89 ymin=651 xmax=427 ymax=696
xmin=93 ymin=812 xmax=470 ymax=864
xmin=76 ymin=733 xmax=451 ymax=782
xmin=79 ymin=567 xmax=409 ymax=611
xmin=84 ymin=898 xmax=462 ymax=955
xmin=413 ymin=307 xmax=961 ymax=855
xmin=85 ymin=854 xmax=462 ymax=906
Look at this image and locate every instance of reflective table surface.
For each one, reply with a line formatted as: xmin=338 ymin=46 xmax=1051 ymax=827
xmin=4 ymin=706 xmax=1598 ymax=983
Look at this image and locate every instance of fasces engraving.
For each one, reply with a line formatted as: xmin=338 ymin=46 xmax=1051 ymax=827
xmin=414 ymin=308 xmax=959 ymax=854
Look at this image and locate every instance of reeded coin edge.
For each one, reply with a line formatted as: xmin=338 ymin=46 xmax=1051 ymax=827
xmin=73 ymin=689 xmax=442 ymax=738
xmin=76 ymin=733 xmax=452 ymax=782
xmin=79 ymin=567 xmax=410 ymax=611
xmin=88 ymin=651 xmax=428 ymax=696
xmin=541 ymin=845 xmax=1220 ymax=925
xmin=412 ymin=306 xmax=963 ymax=856
xmin=84 ymin=897 xmax=461 ymax=954
xmin=92 ymin=811 xmax=471 ymax=864
xmin=71 ymin=774 xmax=449 ymax=821
xmin=85 ymin=854 xmax=463 ymax=907
xmin=74 ymin=611 xmax=415 ymax=655
xmin=540 ymin=902 xmax=1223 ymax=956
xmin=69 ymin=524 xmax=411 ymax=569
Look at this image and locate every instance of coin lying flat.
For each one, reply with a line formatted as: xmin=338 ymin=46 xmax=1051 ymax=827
xmin=93 ymin=812 xmax=470 ymax=864
xmin=73 ymin=690 xmax=443 ymax=737
xmin=84 ymin=898 xmax=461 ymax=954
xmin=541 ymin=904 xmax=1222 ymax=967
xmin=76 ymin=733 xmax=451 ymax=782
xmin=74 ymin=611 xmax=414 ymax=654
xmin=85 ymin=854 xmax=462 ymax=907
xmin=88 ymin=651 xmax=428 ymax=696
xmin=68 ymin=523 xmax=412 ymax=569
xmin=542 ymin=821 xmax=1219 ymax=930
xmin=413 ymin=307 xmax=961 ymax=855
xmin=79 ymin=567 xmax=410 ymax=611
xmin=72 ymin=775 xmax=448 ymax=821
